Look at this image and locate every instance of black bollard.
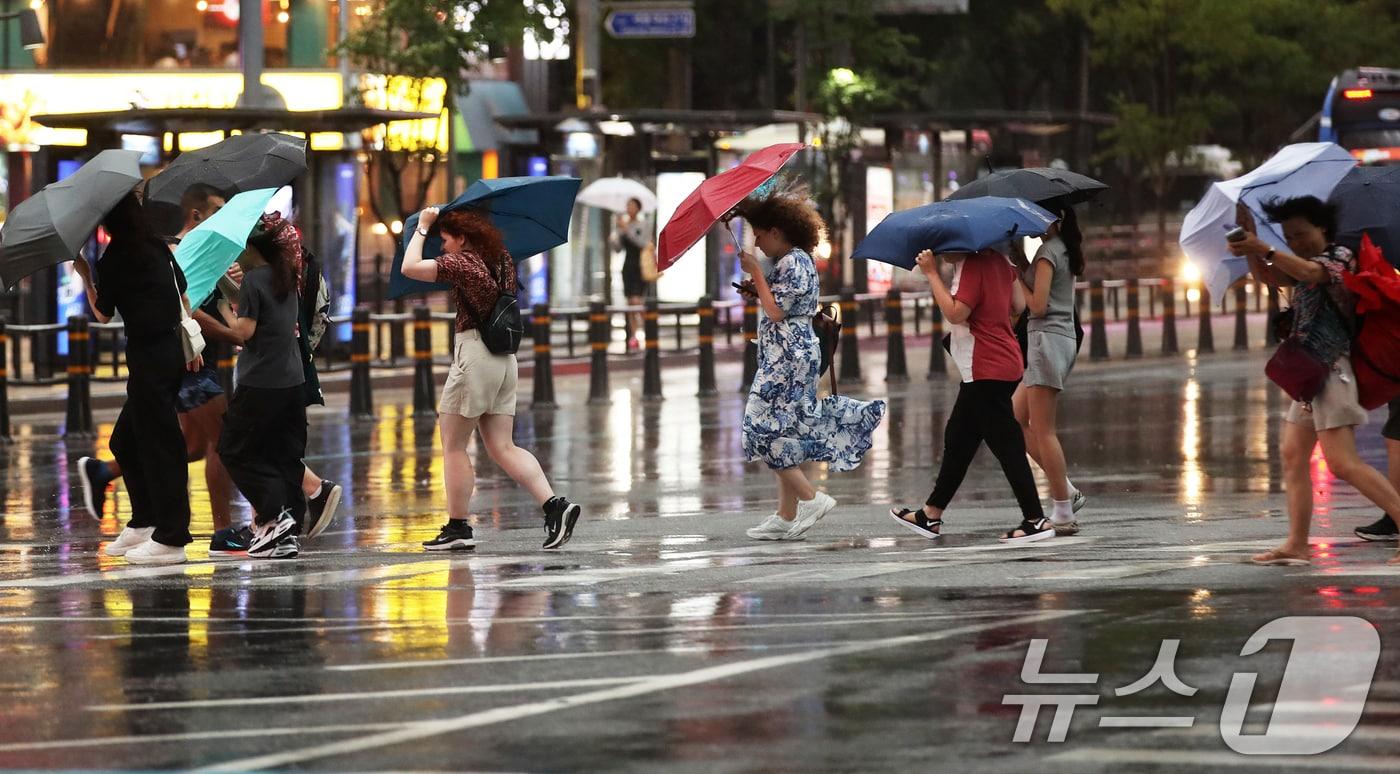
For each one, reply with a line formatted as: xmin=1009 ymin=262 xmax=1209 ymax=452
xmin=642 ymin=298 xmax=662 ymax=401
xmin=350 ymin=306 xmax=375 ymax=419
xmin=740 ymin=299 xmax=758 ymax=393
xmin=531 ymin=303 xmax=556 ymax=408
xmin=927 ymin=301 xmax=946 ymax=377
xmin=0 ymin=319 xmax=11 ymax=443
xmin=1266 ymin=287 xmax=1281 ymax=346
xmin=1125 ymin=278 xmax=1143 ymax=359
xmin=1088 ymin=280 xmax=1109 ymax=361
xmin=884 ymin=288 xmax=908 ymax=382
xmin=697 ymin=296 xmax=718 ymax=397
xmin=1161 ymin=279 xmax=1179 ymax=355
xmin=1233 ymin=284 xmax=1249 ymax=351
xmin=838 ymin=286 xmax=862 ymax=384
xmin=1197 ymin=286 xmax=1215 ymax=354
xmin=587 ymin=301 xmax=611 ymax=405
xmin=64 ymin=316 xmax=94 ymax=438
xmin=411 ymin=306 xmax=436 ymax=417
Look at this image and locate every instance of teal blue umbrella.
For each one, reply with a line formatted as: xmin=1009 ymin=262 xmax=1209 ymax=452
xmin=174 ymin=187 xmax=278 ymax=305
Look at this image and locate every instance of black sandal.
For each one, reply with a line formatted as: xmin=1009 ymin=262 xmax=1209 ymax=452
xmin=889 ymin=507 xmax=943 ymax=540
xmin=1000 ymin=517 xmax=1055 ymax=545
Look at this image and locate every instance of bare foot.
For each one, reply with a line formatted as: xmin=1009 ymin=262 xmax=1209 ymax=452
xmin=1251 ymin=547 xmax=1311 ymax=566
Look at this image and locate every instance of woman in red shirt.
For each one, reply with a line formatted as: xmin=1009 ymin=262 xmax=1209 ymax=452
xmin=889 ymin=248 xmax=1054 ymax=544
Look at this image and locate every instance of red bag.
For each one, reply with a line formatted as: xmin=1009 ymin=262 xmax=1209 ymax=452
xmin=1266 ymin=338 xmax=1331 ymax=403
xmin=1343 ymin=236 xmax=1400 ymax=409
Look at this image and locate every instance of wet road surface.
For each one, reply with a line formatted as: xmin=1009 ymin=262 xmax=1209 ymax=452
xmin=1 ymin=348 xmax=1398 ymax=771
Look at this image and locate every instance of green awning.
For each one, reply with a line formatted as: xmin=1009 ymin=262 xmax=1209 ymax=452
xmin=453 ymin=79 xmax=537 ymax=153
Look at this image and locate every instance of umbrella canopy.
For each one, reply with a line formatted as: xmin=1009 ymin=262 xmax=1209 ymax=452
xmin=144 ymin=133 xmax=306 ymax=234
xmin=1180 ymin=142 xmax=1356 ymax=300
xmin=0 ymin=149 xmax=143 ymax=289
xmin=946 ymin=167 xmax=1108 ymax=211
xmin=657 ymin=142 xmax=804 ymax=272
xmin=174 ymin=188 xmax=279 ymax=306
xmin=577 ymin=177 xmax=657 ymax=213
xmin=1331 ymin=165 xmax=1400 ymax=269
xmin=852 ymin=197 xmax=1057 ymax=270
xmin=389 ymin=175 xmax=582 ymax=299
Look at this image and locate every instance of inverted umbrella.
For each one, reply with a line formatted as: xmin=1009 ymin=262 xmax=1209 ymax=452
xmin=946 ymin=167 xmax=1108 ymax=211
xmin=1331 ymin=165 xmax=1400 ymax=269
xmin=389 ymin=175 xmax=582 ymax=299
xmin=0 ymin=148 xmax=143 ymax=289
xmin=145 ymin=132 xmax=306 ymax=235
xmin=174 ymin=188 xmax=279 ymax=306
xmin=852 ymin=197 xmax=1057 ymax=270
xmin=657 ymin=142 xmax=805 ymax=272
xmin=577 ymin=177 xmax=657 ymax=213
xmin=1180 ymin=142 xmax=1356 ymax=300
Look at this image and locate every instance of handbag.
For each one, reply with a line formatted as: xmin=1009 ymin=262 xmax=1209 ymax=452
xmin=640 ymin=242 xmax=659 ymax=282
xmin=170 ymin=262 xmax=205 ymax=362
xmin=813 ymin=302 xmax=841 ymax=395
xmin=1265 ymin=337 xmax=1330 ymax=402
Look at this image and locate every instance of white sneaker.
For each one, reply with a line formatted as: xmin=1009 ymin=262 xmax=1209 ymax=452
xmin=248 ymin=510 xmax=297 ymax=558
xmin=124 ymin=539 xmax=187 ymax=565
xmin=787 ymin=492 xmax=836 ymax=539
xmin=104 ymin=526 xmax=154 ymax=557
xmin=746 ymin=513 xmax=796 ymax=541
xmin=1071 ymin=490 xmax=1087 ymax=513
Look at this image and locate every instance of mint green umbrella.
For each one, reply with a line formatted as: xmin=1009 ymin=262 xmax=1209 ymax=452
xmin=174 ymin=187 xmax=278 ymax=306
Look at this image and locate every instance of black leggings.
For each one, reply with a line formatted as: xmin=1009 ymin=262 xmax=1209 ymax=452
xmin=218 ymin=385 xmax=307 ymax=528
xmin=927 ymin=379 xmax=1044 ymax=521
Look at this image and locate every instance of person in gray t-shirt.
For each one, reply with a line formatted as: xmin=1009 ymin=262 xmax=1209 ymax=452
xmin=1013 ymin=207 xmax=1088 ymax=534
xmin=233 ymin=264 xmax=304 ymax=389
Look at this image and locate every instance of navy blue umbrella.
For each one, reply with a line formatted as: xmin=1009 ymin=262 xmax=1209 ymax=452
xmin=1331 ymin=166 xmax=1400 ymax=269
xmin=389 ymin=175 xmax=582 ymax=299
xmin=852 ymin=197 xmax=1057 ymax=269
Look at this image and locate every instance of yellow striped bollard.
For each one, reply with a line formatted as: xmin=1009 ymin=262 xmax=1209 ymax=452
xmin=64 ymin=316 xmax=94 ymax=438
xmin=350 ymin=307 xmax=375 ymax=419
xmin=531 ymin=303 xmax=556 ymax=408
xmin=697 ymin=296 xmax=717 ymax=397
xmin=884 ymin=288 xmax=908 ymax=382
xmin=587 ymin=300 xmax=611 ymax=405
xmin=1088 ymin=280 xmax=1109 ymax=361
xmin=642 ymin=298 xmax=662 ymax=401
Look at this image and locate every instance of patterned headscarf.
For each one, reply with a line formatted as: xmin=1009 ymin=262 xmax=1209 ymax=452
xmin=257 ymin=211 xmax=305 ymax=295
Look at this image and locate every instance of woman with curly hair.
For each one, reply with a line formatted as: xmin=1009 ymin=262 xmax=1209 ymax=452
xmin=735 ymin=192 xmax=886 ymax=541
xmin=402 ymin=207 xmax=581 ymax=551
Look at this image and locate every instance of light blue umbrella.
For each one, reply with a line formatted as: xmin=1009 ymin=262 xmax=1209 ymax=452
xmin=174 ymin=187 xmax=278 ymax=305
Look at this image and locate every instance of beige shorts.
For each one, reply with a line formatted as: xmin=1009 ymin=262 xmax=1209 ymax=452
xmin=438 ymin=329 xmax=518 ymax=418
xmin=1285 ymin=355 xmax=1369 ymax=431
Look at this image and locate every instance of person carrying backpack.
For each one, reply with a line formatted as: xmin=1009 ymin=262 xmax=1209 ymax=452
xmin=401 ymin=207 xmax=581 ymax=551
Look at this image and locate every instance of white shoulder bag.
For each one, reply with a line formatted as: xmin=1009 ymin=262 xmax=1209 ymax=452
xmin=170 ymin=262 xmax=206 ymax=361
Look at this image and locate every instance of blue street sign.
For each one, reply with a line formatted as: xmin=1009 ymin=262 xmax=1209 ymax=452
xmin=604 ymin=7 xmax=696 ymax=38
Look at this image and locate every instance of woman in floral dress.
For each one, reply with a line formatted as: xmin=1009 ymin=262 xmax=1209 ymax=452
xmin=736 ymin=192 xmax=886 ymax=541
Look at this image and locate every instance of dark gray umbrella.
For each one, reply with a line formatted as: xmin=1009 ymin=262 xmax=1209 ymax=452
xmin=1331 ymin=165 xmax=1400 ymax=269
xmin=0 ymin=149 xmax=143 ymax=289
xmin=144 ymin=132 xmax=307 ymax=232
xmin=947 ymin=167 xmax=1108 ymax=212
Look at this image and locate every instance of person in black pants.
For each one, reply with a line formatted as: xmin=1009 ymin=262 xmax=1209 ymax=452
xmin=889 ymin=248 xmax=1053 ymax=545
xmin=216 ymin=220 xmax=308 ymax=559
xmin=70 ymin=193 xmax=199 ymax=565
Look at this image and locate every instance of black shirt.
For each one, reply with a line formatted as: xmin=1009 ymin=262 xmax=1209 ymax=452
xmin=94 ymin=236 xmax=187 ymax=342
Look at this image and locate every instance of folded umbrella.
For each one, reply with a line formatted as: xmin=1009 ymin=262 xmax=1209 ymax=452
xmin=657 ymin=142 xmax=805 ymax=272
xmin=852 ymin=197 xmax=1057 ymax=269
xmin=1180 ymin=142 xmax=1356 ymax=300
xmin=946 ymin=167 xmax=1108 ymax=211
xmin=389 ymin=175 xmax=582 ymax=299
xmin=0 ymin=149 xmax=143 ymax=289
xmin=577 ymin=177 xmax=657 ymax=213
xmin=1331 ymin=166 xmax=1400 ymax=269
xmin=145 ymin=132 xmax=307 ymax=235
xmin=174 ymin=188 xmax=279 ymax=306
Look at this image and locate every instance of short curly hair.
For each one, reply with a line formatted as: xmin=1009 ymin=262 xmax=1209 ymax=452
xmin=736 ymin=194 xmax=824 ymax=253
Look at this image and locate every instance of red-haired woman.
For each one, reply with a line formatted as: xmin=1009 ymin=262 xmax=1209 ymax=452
xmin=402 ymin=207 xmax=581 ymax=551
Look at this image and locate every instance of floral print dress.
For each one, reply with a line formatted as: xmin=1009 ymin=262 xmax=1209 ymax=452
xmin=741 ymin=248 xmax=886 ymax=471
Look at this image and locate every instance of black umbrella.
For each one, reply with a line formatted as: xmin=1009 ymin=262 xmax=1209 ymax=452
xmin=0 ymin=149 xmax=143 ymax=289
xmin=1331 ymin=165 xmax=1400 ymax=269
xmin=144 ymin=132 xmax=307 ymax=232
xmin=947 ymin=167 xmax=1108 ymax=212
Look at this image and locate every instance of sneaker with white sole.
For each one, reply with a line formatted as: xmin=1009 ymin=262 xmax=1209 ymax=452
xmin=104 ymin=526 xmax=154 ymax=557
xmin=124 ymin=539 xmax=187 ymax=565
xmin=263 ymin=535 xmax=300 ymax=559
xmin=746 ymin=513 xmax=794 ymax=541
xmin=248 ymin=510 xmax=297 ymax=558
xmin=1071 ymin=490 xmax=1087 ymax=514
xmin=1000 ymin=517 xmax=1056 ymax=545
xmin=76 ymin=457 xmax=115 ymax=521
xmin=786 ymin=492 xmax=836 ymax=539
xmin=304 ymin=480 xmax=342 ymax=540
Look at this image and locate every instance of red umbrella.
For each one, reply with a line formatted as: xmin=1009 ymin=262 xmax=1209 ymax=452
xmin=656 ymin=142 xmax=805 ymax=272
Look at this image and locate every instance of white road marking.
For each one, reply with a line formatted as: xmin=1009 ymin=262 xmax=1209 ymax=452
xmin=1047 ymin=749 xmax=1398 ymax=770
xmin=87 ymin=677 xmax=641 ymax=712
xmin=193 ymin=609 xmax=1088 ymax=772
xmin=740 ymin=562 xmax=946 ymax=583
xmin=0 ymin=723 xmax=408 ymax=752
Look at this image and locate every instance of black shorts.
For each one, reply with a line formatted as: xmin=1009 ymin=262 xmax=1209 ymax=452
xmin=1384 ymin=397 xmax=1400 ymax=442
xmin=621 ymin=250 xmax=645 ymax=299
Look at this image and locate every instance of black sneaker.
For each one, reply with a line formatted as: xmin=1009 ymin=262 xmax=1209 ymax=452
xmin=248 ymin=510 xmax=297 ymax=558
xmin=542 ymin=496 xmax=581 ymax=550
xmin=304 ymin=480 xmax=342 ymax=540
xmin=76 ymin=456 xmax=114 ymax=521
xmin=265 ymin=535 xmax=300 ymax=559
xmin=423 ymin=520 xmax=476 ymax=551
xmin=209 ymin=525 xmax=253 ymax=557
xmin=1356 ymin=515 xmax=1399 ymax=542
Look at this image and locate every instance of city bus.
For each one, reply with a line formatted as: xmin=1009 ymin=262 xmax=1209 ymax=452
xmin=1319 ymin=67 xmax=1400 ymax=164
